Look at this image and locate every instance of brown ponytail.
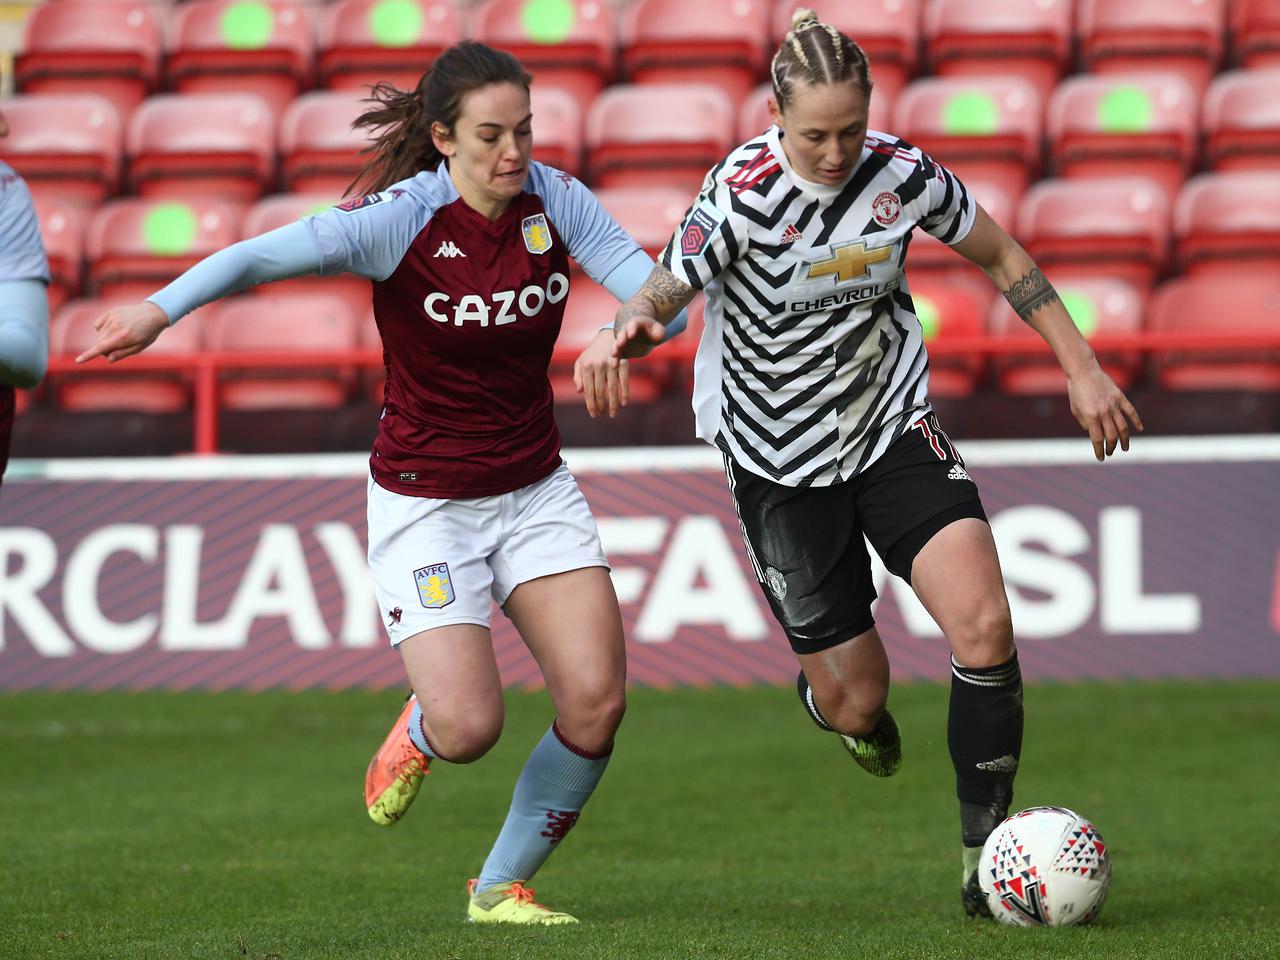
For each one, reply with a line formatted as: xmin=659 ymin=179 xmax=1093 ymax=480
xmin=771 ymin=8 xmax=873 ymax=113
xmin=348 ymin=41 xmax=533 ymax=196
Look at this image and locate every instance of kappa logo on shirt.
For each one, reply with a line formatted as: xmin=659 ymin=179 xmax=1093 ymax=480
xmin=433 ymin=241 xmax=467 ymax=258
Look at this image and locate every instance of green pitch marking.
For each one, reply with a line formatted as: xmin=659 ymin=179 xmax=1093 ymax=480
xmin=142 ymin=203 xmax=198 ymax=255
xmin=1098 ymin=85 xmax=1153 ymax=133
xmin=368 ymin=0 xmax=423 ymax=48
xmin=219 ymin=1 xmax=274 ymax=50
xmin=1061 ymin=289 xmax=1098 ymax=336
xmin=942 ymin=92 xmax=999 ymax=135
xmin=522 ymin=0 xmax=575 ymax=44
xmin=916 ymin=293 xmax=941 ymax=340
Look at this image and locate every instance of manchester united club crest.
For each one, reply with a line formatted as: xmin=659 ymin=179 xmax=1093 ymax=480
xmin=522 ymin=213 xmax=553 ymax=255
xmin=414 ymin=563 xmax=455 ymax=609
xmin=872 ymin=191 xmax=901 ymax=225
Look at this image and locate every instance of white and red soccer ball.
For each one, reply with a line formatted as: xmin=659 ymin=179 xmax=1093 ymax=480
xmin=979 ymin=806 xmax=1112 ymax=927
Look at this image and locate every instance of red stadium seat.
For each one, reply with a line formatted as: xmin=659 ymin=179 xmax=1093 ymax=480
xmin=1047 ymin=72 xmax=1200 ymax=199
xmin=737 ymin=82 xmax=893 ymax=142
xmin=530 ymin=86 xmax=583 ymax=178
xmin=0 ymin=94 xmax=123 ymax=208
xmin=14 ymin=0 xmax=162 ymax=123
xmin=923 ymin=0 xmax=1071 ymax=104
xmin=1174 ymin=172 xmax=1280 ymax=279
xmin=553 ymin=278 xmax=665 ymax=402
xmin=166 ymin=0 xmax=314 ymax=119
xmin=51 ymin=296 xmax=203 ymax=412
xmin=126 ymin=93 xmax=276 ymax=203
xmin=472 ymin=0 xmax=617 ymax=106
xmin=86 ymin=196 xmax=242 ymax=299
xmin=768 ymin=0 xmax=921 ymax=108
xmin=591 ymin=186 xmax=690 ymax=260
xmin=905 ymin=177 xmax=1018 ymax=284
xmin=907 ymin=280 xmax=990 ymax=397
xmin=585 ymin=83 xmax=735 ymax=191
xmin=987 ymin=277 xmax=1146 ymax=394
xmin=241 ymin=193 xmax=372 ymax=318
xmin=1203 ymin=69 xmax=1280 ymax=173
xmin=621 ymin=0 xmax=769 ymax=104
xmin=204 ymin=294 xmax=360 ymax=409
xmin=893 ymin=76 xmax=1043 ymax=200
xmin=1078 ymin=0 xmax=1226 ymax=96
xmin=31 ymin=196 xmax=85 ymax=316
xmin=1147 ymin=276 xmax=1280 ymax=391
xmin=279 ymin=90 xmax=371 ymax=196
xmin=317 ymin=0 xmax=461 ymax=93
xmin=1233 ymin=0 xmax=1280 ymax=69
xmin=1017 ymin=177 xmax=1172 ymax=289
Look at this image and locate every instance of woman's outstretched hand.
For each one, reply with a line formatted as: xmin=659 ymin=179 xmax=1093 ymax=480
xmin=76 ymin=301 xmax=171 ymax=364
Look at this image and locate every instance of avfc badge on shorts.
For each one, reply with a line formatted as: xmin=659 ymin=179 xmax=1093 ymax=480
xmin=414 ymin=563 xmax=455 ymax=609
xmin=522 ymin=213 xmax=553 ymax=255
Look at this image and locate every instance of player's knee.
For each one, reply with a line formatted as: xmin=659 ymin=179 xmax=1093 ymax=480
xmin=813 ymin=681 xmax=887 ymax=738
xmin=948 ymin=595 xmax=1014 ymax=667
xmin=558 ymin=683 xmax=626 ymax=752
xmin=429 ymin=712 xmax=504 ymax=763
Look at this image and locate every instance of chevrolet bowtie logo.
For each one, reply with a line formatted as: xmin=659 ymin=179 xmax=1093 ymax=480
xmin=806 ymin=240 xmax=893 ymax=284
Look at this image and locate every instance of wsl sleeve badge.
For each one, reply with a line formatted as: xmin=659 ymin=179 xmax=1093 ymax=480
xmin=334 ymin=189 xmax=405 ymax=214
xmin=679 ymin=205 xmax=723 ymax=257
xmin=414 ymin=563 xmax=455 ymax=609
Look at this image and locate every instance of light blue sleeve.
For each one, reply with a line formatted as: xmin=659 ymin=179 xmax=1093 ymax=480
xmin=600 ymin=250 xmax=687 ymax=343
xmin=0 ymin=169 xmax=51 ymax=284
xmin=304 ymin=188 xmax=431 ymax=281
xmin=533 ymin=165 xmax=642 ymax=285
xmin=0 ymin=279 xmax=49 ymax=390
xmin=147 ymin=222 xmax=325 ymax=324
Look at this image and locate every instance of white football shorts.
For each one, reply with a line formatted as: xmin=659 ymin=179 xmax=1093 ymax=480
xmin=367 ymin=462 xmax=609 ymax=645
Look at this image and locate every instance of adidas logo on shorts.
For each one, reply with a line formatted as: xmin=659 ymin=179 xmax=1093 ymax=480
xmin=948 ymin=464 xmax=972 ymax=482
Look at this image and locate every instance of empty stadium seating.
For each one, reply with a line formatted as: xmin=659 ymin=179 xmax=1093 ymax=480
xmin=1174 ymin=171 xmax=1280 ymax=279
xmin=278 ymin=90 xmax=370 ymax=195
xmin=907 ymin=279 xmax=990 ymax=396
xmin=473 ymin=0 xmax=617 ymax=105
xmin=529 ymin=85 xmax=583 ymax=178
xmin=585 ymin=84 xmax=735 ymax=191
xmin=203 ymin=293 xmax=360 ymax=409
xmin=924 ymin=0 xmax=1072 ymax=103
xmin=0 ymin=94 xmax=123 ymax=207
xmin=317 ymin=0 xmax=461 ymax=93
xmin=591 ymin=186 xmax=690 ymax=259
xmin=1148 ymin=276 xmax=1280 ymax=390
xmin=769 ymin=0 xmax=921 ymax=108
xmin=126 ymin=93 xmax=277 ymax=203
xmin=32 ymin=196 xmax=84 ymax=315
xmin=894 ymin=76 xmax=1043 ymax=201
xmin=14 ymin=0 xmax=162 ymax=122
xmin=166 ymin=0 xmax=315 ymax=118
xmin=1047 ymin=71 xmax=1200 ymax=199
xmin=1202 ymin=69 xmax=1280 ymax=173
xmin=905 ymin=177 xmax=1018 ymax=283
xmin=86 ymin=196 xmax=242 ymax=299
xmin=1078 ymin=0 xmax=1226 ymax=96
xmin=1018 ymin=177 xmax=1172 ymax=289
xmin=622 ymin=0 xmax=769 ymax=105
xmin=1233 ymin=0 xmax=1280 ymax=69
xmin=987 ymin=277 xmax=1147 ymax=393
xmin=241 ymin=192 xmax=372 ymax=318
xmin=51 ymin=296 xmax=203 ymax=412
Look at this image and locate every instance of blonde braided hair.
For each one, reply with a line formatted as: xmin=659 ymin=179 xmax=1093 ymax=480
xmin=771 ymin=8 xmax=872 ymax=112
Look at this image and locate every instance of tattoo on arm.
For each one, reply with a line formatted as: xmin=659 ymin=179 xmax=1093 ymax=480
xmin=1002 ymin=268 xmax=1060 ymax=322
xmin=615 ymin=264 xmax=696 ymax=331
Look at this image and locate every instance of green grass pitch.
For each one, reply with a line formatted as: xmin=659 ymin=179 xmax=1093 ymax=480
xmin=2 ymin=681 xmax=1277 ymax=960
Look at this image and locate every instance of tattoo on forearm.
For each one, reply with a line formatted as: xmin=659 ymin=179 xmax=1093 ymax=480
xmin=1003 ymin=268 xmax=1060 ymax=322
xmin=615 ymin=264 xmax=696 ymax=331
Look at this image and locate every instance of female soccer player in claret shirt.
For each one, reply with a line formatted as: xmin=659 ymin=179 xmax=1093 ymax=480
xmin=594 ymin=8 xmax=1143 ymax=917
xmin=77 ymin=41 xmax=687 ymax=925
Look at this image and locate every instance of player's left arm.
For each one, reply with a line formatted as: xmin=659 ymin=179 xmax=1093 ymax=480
xmin=950 ymin=205 xmax=1144 ymax=461
xmin=0 ymin=279 xmax=49 ymax=390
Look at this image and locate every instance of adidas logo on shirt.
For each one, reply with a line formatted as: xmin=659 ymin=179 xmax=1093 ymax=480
xmin=780 ymin=223 xmax=802 ymax=244
xmin=948 ymin=464 xmax=972 ymax=482
xmin=433 ymin=241 xmax=467 ymax=258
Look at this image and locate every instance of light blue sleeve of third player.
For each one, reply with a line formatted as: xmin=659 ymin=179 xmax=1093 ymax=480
xmin=0 ymin=168 xmax=51 ymax=388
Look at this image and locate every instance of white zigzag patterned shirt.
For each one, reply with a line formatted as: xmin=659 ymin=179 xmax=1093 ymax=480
xmin=662 ymin=127 xmax=977 ymax=487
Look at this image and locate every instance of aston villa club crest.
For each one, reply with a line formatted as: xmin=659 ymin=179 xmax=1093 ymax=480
xmin=522 ymin=213 xmax=553 ymax=254
xmin=414 ymin=563 xmax=455 ymax=609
